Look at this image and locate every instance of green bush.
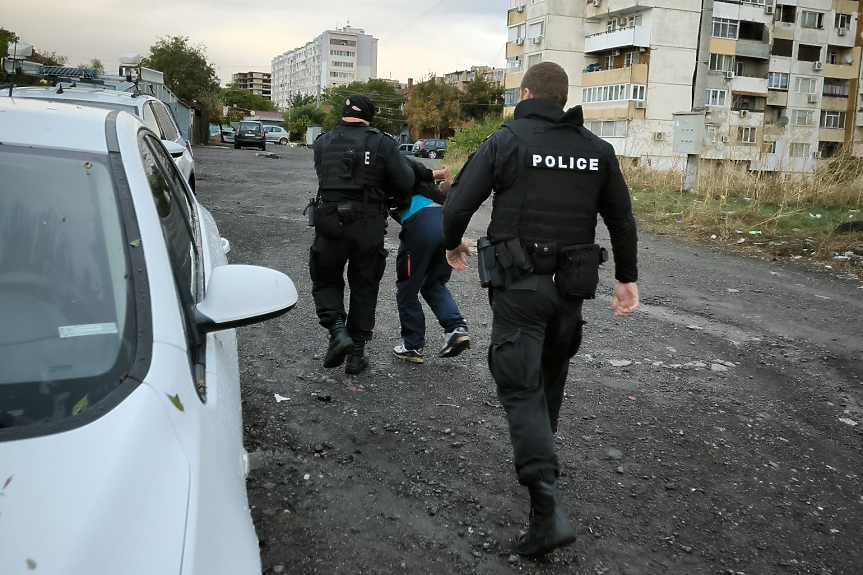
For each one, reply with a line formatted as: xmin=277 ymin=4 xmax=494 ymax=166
xmin=448 ymin=115 xmax=512 ymax=157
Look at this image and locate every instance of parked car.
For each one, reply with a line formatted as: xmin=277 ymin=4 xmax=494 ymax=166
xmin=413 ymin=138 xmax=448 ymax=159
xmin=234 ymin=121 xmax=266 ymax=150
xmin=0 ymin=98 xmax=298 ymax=575
xmin=398 ymin=143 xmax=415 ymax=155
xmin=5 ymin=86 xmax=197 ymax=191
xmin=264 ymin=125 xmax=290 ymax=145
xmin=209 ymin=124 xmax=221 ymax=138
xmin=221 ymin=125 xmax=235 ymax=144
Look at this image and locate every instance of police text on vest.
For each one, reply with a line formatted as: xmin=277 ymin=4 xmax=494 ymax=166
xmin=532 ymin=154 xmax=599 ymax=171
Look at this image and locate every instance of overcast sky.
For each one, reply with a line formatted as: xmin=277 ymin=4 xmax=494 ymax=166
xmin=2 ymin=0 xmax=507 ymax=85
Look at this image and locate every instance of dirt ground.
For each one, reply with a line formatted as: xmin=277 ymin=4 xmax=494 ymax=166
xmin=194 ymin=145 xmax=863 ymax=575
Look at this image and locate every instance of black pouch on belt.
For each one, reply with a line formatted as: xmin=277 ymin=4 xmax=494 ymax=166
xmin=314 ymin=203 xmax=342 ymax=239
xmin=497 ymin=238 xmax=534 ymax=284
xmin=304 ymin=198 xmax=317 ymax=227
xmin=555 ymin=244 xmax=607 ymax=299
xmin=337 ymin=201 xmax=357 ymax=225
xmin=529 ymin=241 xmax=557 ymax=274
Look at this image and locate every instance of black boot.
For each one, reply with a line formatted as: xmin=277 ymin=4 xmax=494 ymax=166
xmin=323 ymin=326 xmax=353 ymax=368
xmin=345 ymin=340 xmax=369 ymax=375
xmin=515 ymin=480 xmax=576 ymax=557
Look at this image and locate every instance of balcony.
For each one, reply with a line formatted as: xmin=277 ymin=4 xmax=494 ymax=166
xmin=824 ymin=63 xmax=857 ymax=80
xmin=735 ymin=40 xmax=770 ymax=60
xmin=731 ymin=75 xmax=768 ymax=95
xmin=582 ymin=64 xmax=648 ymax=87
xmin=584 ymin=25 xmax=651 ymax=54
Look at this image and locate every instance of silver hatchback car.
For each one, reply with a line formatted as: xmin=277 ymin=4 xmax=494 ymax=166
xmin=264 ymin=125 xmax=290 ymax=145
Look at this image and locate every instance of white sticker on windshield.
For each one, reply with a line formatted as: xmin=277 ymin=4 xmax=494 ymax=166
xmin=59 ymin=323 xmax=119 ymax=338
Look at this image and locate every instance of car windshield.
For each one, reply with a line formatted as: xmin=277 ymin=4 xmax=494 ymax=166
xmin=0 ymin=146 xmax=135 ymax=429
xmin=239 ymin=122 xmax=260 ymax=131
xmin=35 ymin=98 xmax=139 ymax=118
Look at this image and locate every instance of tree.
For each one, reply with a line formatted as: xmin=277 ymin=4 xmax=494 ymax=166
xmin=285 ymin=104 xmax=326 ymax=141
xmin=320 ymin=79 xmax=407 ymax=136
xmin=459 ymin=75 xmax=504 ymax=122
xmin=219 ymin=84 xmax=276 ymax=112
xmin=77 ymin=58 xmax=105 ymax=75
xmin=290 ymin=93 xmax=316 ymax=108
xmin=404 ymin=77 xmax=461 ymax=138
xmin=141 ymin=36 xmax=219 ymax=100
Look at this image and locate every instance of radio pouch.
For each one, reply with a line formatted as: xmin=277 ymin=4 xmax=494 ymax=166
xmin=555 ymin=244 xmax=606 ymax=299
xmin=529 ymin=241 xmax=558 ymax=274
xmin=314 ymin=203 xmax=342 ymax=239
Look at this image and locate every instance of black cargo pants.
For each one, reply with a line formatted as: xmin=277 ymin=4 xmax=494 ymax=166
xmin=309 ymin=213 xmax=388 ymax=342
xmin=488 ymin=274 xmax=584 ymax=485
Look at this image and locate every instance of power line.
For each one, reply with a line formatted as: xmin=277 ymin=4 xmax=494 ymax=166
xmin=380 ymin=0 xmax=449 ymax=45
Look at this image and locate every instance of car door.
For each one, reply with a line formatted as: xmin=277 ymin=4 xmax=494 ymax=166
xmin=138 ymin=132 xmax=260 ymax=571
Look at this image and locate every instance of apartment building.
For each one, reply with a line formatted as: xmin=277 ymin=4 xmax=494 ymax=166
xmin=444 ymin=66 xmax=506 ymax=90
xmin=504 ymin=0 xmax=863 ymax=174
xmin=231 ymin=71 xmax=272 ymax=100
xmin=271 ymin=26 xmax=378 ymax=110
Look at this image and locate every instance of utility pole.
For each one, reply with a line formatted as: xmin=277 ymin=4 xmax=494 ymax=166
xmin=8 ymin=35 xmax=19 ymax=97
xmin=684 ymin=0 xmax=714 ymax=192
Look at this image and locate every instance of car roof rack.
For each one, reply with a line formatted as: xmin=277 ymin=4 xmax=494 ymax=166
xmin=3 ymin=57 xmax=148 ymax=94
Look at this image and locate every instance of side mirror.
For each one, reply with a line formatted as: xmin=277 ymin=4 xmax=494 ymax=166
xmin=162 ymin=140 xmax=186 ymax=159
xmin=194 ymin=265 xmax=298 ymax=333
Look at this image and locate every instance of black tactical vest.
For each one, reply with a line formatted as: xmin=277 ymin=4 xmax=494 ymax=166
xmin=488 ymin=117 xmax=606 ymax=246
xmin=318 ymin=125 xmax=385 ymax=199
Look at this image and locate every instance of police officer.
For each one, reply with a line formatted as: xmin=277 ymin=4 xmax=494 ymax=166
xmin=311 ymin=94 xmax=415 ymax=375
xmin=442 ymin=62 xmax=639 ymax=556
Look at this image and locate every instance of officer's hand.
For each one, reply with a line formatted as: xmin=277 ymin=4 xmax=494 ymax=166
xmin=446 ymin=242 xmax=472 ymax=271
xmin=433 ymin=165 xmax=451 ymax=180
xmin=610 ymin=282 xmax=639 ymax=317
xmin=439 ymin=177 xmax=454 ymax=193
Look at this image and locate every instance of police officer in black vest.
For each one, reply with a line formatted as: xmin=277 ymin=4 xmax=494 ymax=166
xmin=310 ymin=94 xmax=415 ymax=374
xmin=442 ymin=63 xmax=640 ymax=556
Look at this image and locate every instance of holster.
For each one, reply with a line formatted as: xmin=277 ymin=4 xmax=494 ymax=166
xmin=477 ymin=237 xmax=495 ymax=288
xmin=497 ymin=238 xmax=533 ymax=284
xmin=554 ymin=244 xmax=607 ymax=299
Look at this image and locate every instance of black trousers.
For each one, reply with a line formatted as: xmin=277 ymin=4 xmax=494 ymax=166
xmin=309 ymin=214 xmax=388 ymax=341
xmin=488 ymin=274 xmax=584 ymax=485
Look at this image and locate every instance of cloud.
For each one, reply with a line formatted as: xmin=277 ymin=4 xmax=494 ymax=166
xmin=2 ymin=0 xmax=506 ymax=86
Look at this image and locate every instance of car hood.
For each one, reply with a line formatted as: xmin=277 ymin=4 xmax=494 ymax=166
xmin=0 ymin=384 xmax=190 ymax=575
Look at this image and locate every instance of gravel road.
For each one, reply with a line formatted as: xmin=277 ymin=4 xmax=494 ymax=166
xmin=194 ymin=144 xmax=862 ymax=575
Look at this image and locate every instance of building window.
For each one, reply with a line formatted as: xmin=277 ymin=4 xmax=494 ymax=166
xmin=506 ymin=56 xmax=523 ymax=71
xmin=791 ymin=109 xmax=814 ymax=125
xmin=795 ymin=77 xmax=818 ymax=94
xmin=505 ymin=88 xmax=520 ymax=106
xmin=797 ymin=44 xmax=822 ymax=62
xmin=777 ymin=6 xmax=796 ymax=24
xmin=800 ymin=11 xmax=824 ymax=29
xmin=737 ymin=126 xmax=757 ymax=144
xmin=329 ymin=38 xmax=357 ymax=47
xmin=706 ymin=89 xmax=727 ymax=107
xmin=624 ymin=51 xmax=637 ymax=67
xmin=768 ymin=72 xmax=788 ymax=90
xmin=709 ymin=53 xmax=734 ymax=72
xmin=762 ymin=140 xmax=777 ymax=154
xmin=705 ymin=124 xmax=718 ymax=142
xmin=508 ymin=24 xmax=526 ymax=42
xmin=772 ymin=39 xmax=794 ymax=57
xmin=528 ymin=20 xmax=544 ymax=39
xmin=821 ymin=110 xmax=846 ymax=129
xmin=823 ymin=79 xmax=850 ymax=97
xmin=586 ymin=120 xmax=627 ymax=138
xmin=790 ymin=143 xmax=810 ymax=157
xmin=527 ymin=54 xmax=542 ymax=68
xmin=712 ymin=18 xmax=738 ymax=39
xmin=581 ymin=83 xmax=645 ymax=103
xmin=604 ymin=55 xmax=613 ymax=69
xmin=835 ymin=13 xmax=852 ymax=30
xmin=732 ymin=95 xmax=765 ymax=111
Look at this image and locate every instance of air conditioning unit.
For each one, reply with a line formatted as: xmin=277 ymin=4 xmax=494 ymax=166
xmin=838 ymin=27 xmax=848 ymax=36
xmin=612 ymin=50 xmax=621 ymax=56
xmin=653 ymin=132 xmax=664 ymax=141
xmin=764 ymin=6 xmax=774 ymax=15
xmin=740 ymin=109 xmax=748 ymax=117
xmin=813 ymin=61 xmax=823 ymax=70
xmin=721 ymin=135 xmax=730 ymax=143
xmin=808 ymin=94 xmax=819 ymax=103
xmin=532 ymin=36 xmax=543 ymax=44
xmin=592 ymin=0 xmax=601 ymax=6
xmin=516 ymin=4 xmax=525 ymax=12
xmin=638 ymin=47 xmax=647 ymax=52
xmin=725 ymin=71 xmax=735 ymax=79
xmin=515 ymin=38 xmax=524 ymax=45
xmin=635 ymin=101 xmax=646 ymax=109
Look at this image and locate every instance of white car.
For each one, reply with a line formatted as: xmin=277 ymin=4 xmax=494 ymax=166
xmin=0 ymin=98 xmax=297 ymax=575
xmin=4 ymin=86 xmax=198 ymax=192
xmin=264 ymin=125 xmax=290 ymax=145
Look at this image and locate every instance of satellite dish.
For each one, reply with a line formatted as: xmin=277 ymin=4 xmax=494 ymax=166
xmin=777 ymin=116 xmax=789 ymax=127
xmin=846 ymin=55 xmax=854 ymax=64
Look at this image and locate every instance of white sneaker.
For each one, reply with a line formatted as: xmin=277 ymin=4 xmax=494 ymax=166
xmin=439 ymin=327 xmax=470 ymax=358
xmin=394 ymin=344 xmax=424 ymax=363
